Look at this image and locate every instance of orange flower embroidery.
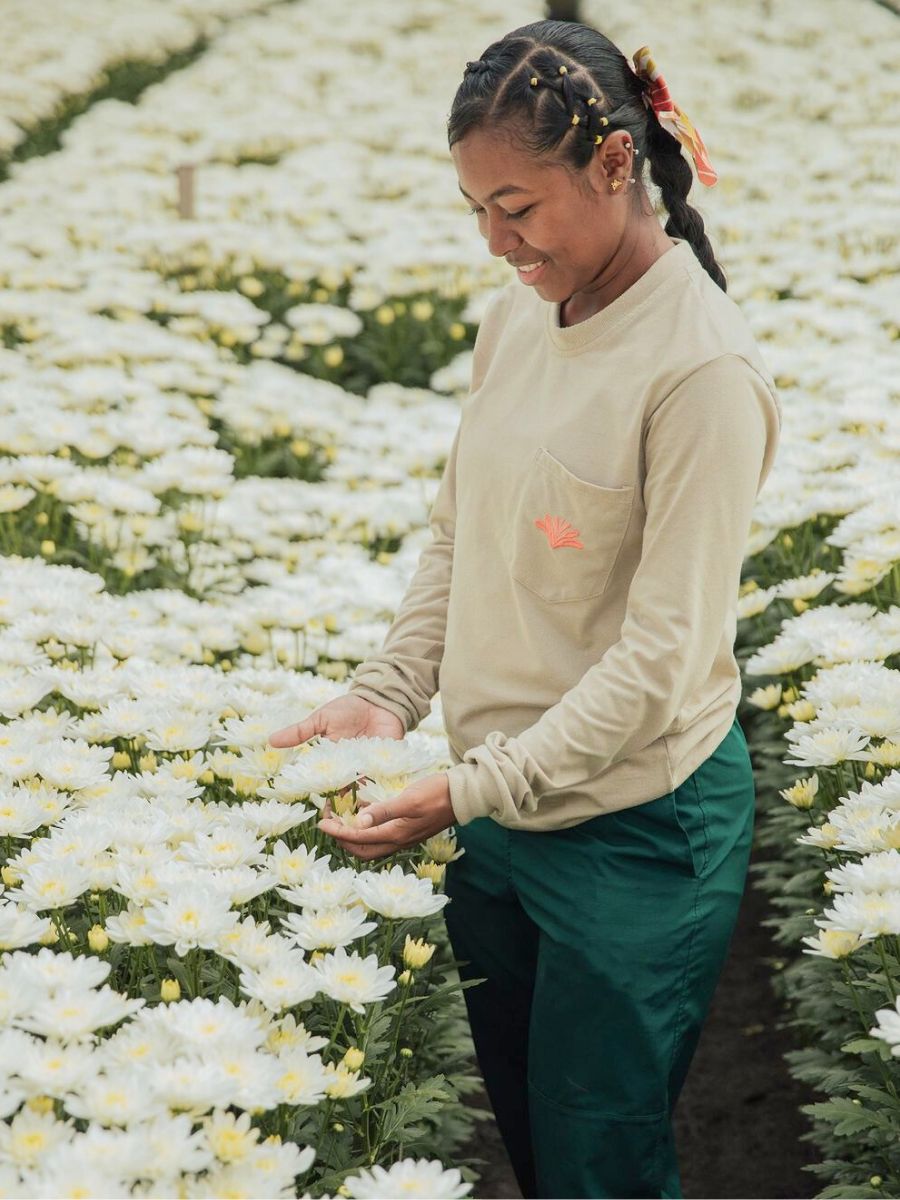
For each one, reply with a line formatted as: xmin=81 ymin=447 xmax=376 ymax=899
xmin=534 ymin=514 xmax=584 ymax=550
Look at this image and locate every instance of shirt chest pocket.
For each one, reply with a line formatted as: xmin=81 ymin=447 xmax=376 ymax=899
xmin=508 ymin=446 xmax=635 ymax=604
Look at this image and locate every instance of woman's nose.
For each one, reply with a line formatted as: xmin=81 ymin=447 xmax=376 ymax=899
xmin=484 ymin=217 xmax=521 ymax=258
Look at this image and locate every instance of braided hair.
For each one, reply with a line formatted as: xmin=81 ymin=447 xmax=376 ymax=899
xmin=450 ymin=20 xmax=726 ymax=292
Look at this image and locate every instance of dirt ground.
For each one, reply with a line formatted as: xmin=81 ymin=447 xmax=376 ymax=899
xmin=455 ymin=834 xmax=821 ymax=1199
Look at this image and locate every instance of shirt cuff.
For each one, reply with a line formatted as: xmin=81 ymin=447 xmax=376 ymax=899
xmin=444 ymin=731 xmax=545 ymax=826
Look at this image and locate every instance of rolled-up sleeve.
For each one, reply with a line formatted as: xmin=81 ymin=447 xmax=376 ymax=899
xmin=444 ymin=354 xmax=781 ymax=825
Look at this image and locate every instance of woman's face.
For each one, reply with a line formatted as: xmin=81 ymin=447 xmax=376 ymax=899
xmin=451 ymin=125 xmax=633 ymax=302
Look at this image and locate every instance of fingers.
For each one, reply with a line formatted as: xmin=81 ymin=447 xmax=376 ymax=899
xmin=339 ymin=841 xmax=396 ymax=862
xmin=318 ymin=816 xmax=405 ymax=846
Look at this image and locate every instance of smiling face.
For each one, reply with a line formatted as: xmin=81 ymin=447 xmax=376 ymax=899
xmin=451 ymin=124 xmax=634 ymax=303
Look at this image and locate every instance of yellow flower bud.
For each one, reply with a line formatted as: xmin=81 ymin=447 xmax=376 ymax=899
xmin=449 ymin=321 xmax=466 ymax=340
xmin=87 ymin=924 xmax=109 ymax=953
xmin=398 ymin=969 xmax=413 ymax=986
xmin=414 ymin=861 xmax=445 ymax=886
xmin=26 ymin=1095 xmax=54 ymax=1115
xmin=160 ymin=978 xmax=181 ymax=1002
xmin=2 ymin=865 xmax=22 ymax=886
xmin=411 ymin=299 xmax=434 ymax=322
xmin=40 ymin=539 xmax=56 ymax=556
xmin=323 ymin=346 xmax=344 ymax=368
xmin=374 ymin=305 xmax=396 ymax=326
xmin=138 ymin=752 xmax=157 ymax=772
xmin=342 ymin=1047 xmax=365 ymax=1071
xmin=403 ymin=935 xmax=436 ymax=969
xmin=39 ymin=924 xmax=60 ymax=946
xmin=111 ymin=751 xmax=131 ymax=770
xmin=239 ymin=276 xmax=265 ymax=298
xmin=35 ymin=511 xmax=49 ymax=527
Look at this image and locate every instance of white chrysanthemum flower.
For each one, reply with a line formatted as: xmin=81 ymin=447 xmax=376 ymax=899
xmin=871 ymin=1001 xmax=900 ymax=1054
xmin=801 ymin=929 xmax=862 ymax=959
xmin=775 ymin=571 xmax=836 ymax=600
xmin=272 ymin=1048 xmax=330 ymax=1106
xmin=37 ymin=738 xmax=113 ymax=791
xmin=179 ymin=824 xmax=267 ymax=870
xmin=0 ymin=900 xmax=52 ymax=950
xmin=165 ymin=997 xmax=267 ymax=1054
xmin=342 ymin=1157 xmax=473 ymax=1198
xmin=276 ymin=863 xmax=359 ymax=910
xmin=826 ymin=851 xmax=900 ymax=894
xmin=141 ymin=1057 xmax=235 ymax=1117
xmin=0 ymin=1105 xmax=75 ymax=1167
xmin=142 ymin=886 xmax=239 ymax=956
xmin=323 ymin=1061 xmax=371 ymax=1099
xmin=274 ymin=738 xmax=373 ymax=796
xmin=17 ymin=987 xmax=144 ymax=1043
xmin=746 ymin=683 xmax=782 ymax=711
xmin=312 ymin=946 xmax=396 ymax=1014
xmin=216 ymin=916 xmax=283 ymax=971
xmin=233 ymin=798 xmax=317 ymax=837
xmin=281 ymin=903 xmax=377 ymax=951
xmin=15 ymin=857 xmax=92 ymax=912
xmin=108 ymin=1111 xmax=214 ymax=1183
xmin=15 ymin=1037 xmax=97 ymax=1099
xmin=0 ymin=785 xmax=46 ymax=837
xmin=104 ymin=901 xmax=154 ymax=947
xmin=816 ymin=890 xmax=900 ymax=940
xmin=264 ymin=1013 xmax=328 ymax=1057
xmin=143 ymin=713 xmax=216 ymax=753
xmin=203 ymin=1108 xmax=260 ymax=1164
xmin=783 ymin=722 xmax=871 ymax=767
xmin=239 ymin=949 xmax=321 ymax=1012
xmin=63 ymin=1070 xmax=163 ymax=1125
xmin=354 ymin=864 xmax=449 ymax=919
xmin=269 ymin=839 xmax=329 ymax=885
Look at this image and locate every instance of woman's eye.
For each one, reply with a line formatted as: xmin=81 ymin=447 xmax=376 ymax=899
xmin=467 ymin=205 xmax=532 ymax=219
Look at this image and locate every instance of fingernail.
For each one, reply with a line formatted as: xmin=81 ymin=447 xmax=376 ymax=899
xmin=357 ymin=813 xmax=372 ymax=828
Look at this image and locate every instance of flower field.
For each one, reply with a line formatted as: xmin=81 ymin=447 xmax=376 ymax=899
xmin=0 ymin=0 xmax=898 ymax=1196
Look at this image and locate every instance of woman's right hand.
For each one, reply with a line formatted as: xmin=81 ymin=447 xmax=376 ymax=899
xmin=267 ymin=694 xmax=405 ymax=749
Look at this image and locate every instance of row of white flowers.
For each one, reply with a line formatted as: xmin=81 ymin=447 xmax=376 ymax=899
xmin=0 ymin=0 xmax=285 ymax=158
xmin=2 ymin=0 xmax=897 ymax=1193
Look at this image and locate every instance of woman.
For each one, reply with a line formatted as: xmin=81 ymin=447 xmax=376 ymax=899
xmin=270 ymin=20 xmax=782 ymax=1199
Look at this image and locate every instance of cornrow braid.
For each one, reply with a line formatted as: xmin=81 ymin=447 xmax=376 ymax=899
xmin=514 ymin=47 xmax=648 ymax=207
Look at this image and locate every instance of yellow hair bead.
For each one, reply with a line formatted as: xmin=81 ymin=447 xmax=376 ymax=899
xmin=529 ymin=76 xmax=538 ymax=86
xmin=594 ymin=134 xmax=604 ymax=144
xmin=571 ymin=114 xmax=580 ymax=125
xmin=587 ymin=97 xmax=597 ymax=105
xmin=600 ymin=116 xmax=609 ymax=126
xmin=558 ymin=65 xmax=568 ymax=74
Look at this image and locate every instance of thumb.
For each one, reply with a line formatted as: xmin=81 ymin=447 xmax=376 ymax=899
xmin=268 ymin=719 xmax=314 ymax=747
xmin=355 ymin=799 xmax=400 ymax=829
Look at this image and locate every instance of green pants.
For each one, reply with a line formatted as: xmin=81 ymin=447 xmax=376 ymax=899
xmin=443 ymin=713 xmax=755 ymax=1200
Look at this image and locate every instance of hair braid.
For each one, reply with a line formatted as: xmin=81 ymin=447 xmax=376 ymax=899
xmin=646 ymin=119 xmax=727 ymax=292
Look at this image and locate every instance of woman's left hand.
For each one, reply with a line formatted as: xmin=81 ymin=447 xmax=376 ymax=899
xmin=318 ymin=773 xmax=456 ymax=862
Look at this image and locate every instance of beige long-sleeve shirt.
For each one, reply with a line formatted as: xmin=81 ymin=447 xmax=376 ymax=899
xmin=347 ymin=238 xmax=782 ymax=831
